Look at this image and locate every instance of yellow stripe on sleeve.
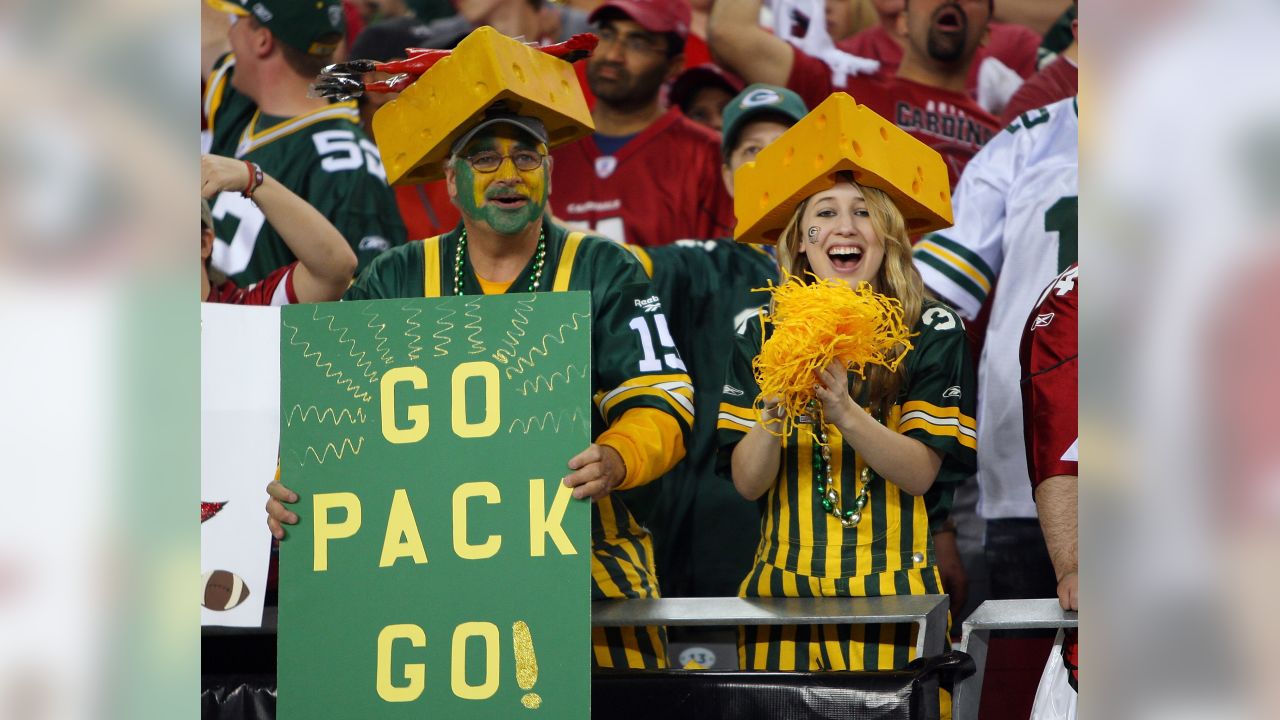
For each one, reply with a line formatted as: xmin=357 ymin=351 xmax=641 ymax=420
xmin=622 ymin=244 xmax=654 ymax=278
xmin=596 ymin=407 xmax=687 ymax=490
xmin=901 ymin=401 xmax=976 ymax=430
xmin=915 ymin=240 xmax=992 ymax=294
xmin=899 ymin=400 xmax=977 ymax=449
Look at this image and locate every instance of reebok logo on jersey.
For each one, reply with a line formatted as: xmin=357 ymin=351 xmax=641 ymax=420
xmin=358 ymin=235 xmax=391 ymax=252
xmin=1033 ymin=312 xmax=1055 ymax=329
xmin=595 ymin=156 xmax=618 ymax=179
xmin=943 ymin=386 xmax=961 ymax=399
xmin=723 ymin=385 xmax=744 ymax=397
xmin=634 ymin=295 xmax=661 ymax=313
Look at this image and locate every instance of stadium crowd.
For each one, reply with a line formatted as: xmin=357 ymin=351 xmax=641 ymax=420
xmin=202 ymin=0 xmax=1078 ymax=713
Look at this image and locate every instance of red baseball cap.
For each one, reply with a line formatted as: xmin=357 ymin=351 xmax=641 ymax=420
xmin=589 ymin=0 xmax=692 ymax=39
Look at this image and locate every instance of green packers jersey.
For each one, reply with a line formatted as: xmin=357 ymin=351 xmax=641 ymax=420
xmin=717 ymin=298 xmax=977 ymax=580
xmin=346 ymin=220 xmax=694 ymax=615
xmin=204 ymin=54 xmax=406 ymax=286
xmin=622 ymin=239 xmax=779 ymax=597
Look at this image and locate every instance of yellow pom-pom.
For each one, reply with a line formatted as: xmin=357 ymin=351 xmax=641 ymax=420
xmin=752 ymin=274 xmax=915 ymax=437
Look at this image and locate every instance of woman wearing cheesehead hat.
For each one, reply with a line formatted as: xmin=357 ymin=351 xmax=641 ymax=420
xmin=716 ymin=92 xmax=977 ymax=682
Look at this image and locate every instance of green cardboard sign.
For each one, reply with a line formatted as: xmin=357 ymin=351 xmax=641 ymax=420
xmin=277 ymin=293 xmax=592 ymax=719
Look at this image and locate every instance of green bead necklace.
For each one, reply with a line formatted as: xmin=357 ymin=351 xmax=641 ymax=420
xmin=811 ymin=416 xmax=871 ymax=529
xmin=453 ymin=225 xmax=547 ymax=296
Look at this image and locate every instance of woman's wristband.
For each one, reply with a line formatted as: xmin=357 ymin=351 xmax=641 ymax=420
xmin=241 ymin=160 xmax=264 ymax=198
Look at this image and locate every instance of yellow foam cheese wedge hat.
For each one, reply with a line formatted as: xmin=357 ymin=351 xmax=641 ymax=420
xmin=372 ymin=26 xmax=595 ymax=185
xmin=733 ymin=92 xmax=953 ymax=244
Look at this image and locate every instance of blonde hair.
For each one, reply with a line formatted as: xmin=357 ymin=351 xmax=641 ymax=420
xmin=774 ymin=177 xmax=925 ymax=418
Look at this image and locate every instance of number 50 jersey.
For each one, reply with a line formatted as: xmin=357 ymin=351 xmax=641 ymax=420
xmin=912 ymin=96 xmax=1078 ymax=522
xmin=204 ymin=54 xmax=406 ymax=286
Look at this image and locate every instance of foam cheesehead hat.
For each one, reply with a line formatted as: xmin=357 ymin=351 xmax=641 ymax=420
xmin=732 ymin=92 xmax=953 ymax=245
xmin=372 ymin=26 xmax=595 ymax=185
xmin=720 ymin=83 xmax=807 ymax=162
xmin=206 ymin=0 xmax=346 ymax=57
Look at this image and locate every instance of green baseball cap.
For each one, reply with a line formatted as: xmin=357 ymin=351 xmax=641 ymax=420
xmin=207 ymin=0 xmax=346 ymax=57
xmin=720 ymin=83 xmax=808 ymax=162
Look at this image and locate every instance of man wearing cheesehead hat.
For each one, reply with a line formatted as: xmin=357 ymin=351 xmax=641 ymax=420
xmin=265 ymin=27 xmax=693 ymax=669
xmin=203 ymin=0 xmax=405 ymax=287
xmin=716 ymin=92 xmax=975 ymax=711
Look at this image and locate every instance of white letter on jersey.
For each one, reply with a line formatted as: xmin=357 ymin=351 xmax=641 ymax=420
xmin=210 ymin=192 xmax=266 ymax=277
xmin=921 ymin=306 xmax=959 ymax=331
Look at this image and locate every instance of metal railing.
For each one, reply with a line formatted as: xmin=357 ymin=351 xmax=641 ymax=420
xmin=952 ymin=599 xmax=1078 ymax=720
xmin=591 ymin=594 xmax=951 ymax=660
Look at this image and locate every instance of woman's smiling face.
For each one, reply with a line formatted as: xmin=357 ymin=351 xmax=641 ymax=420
xmin=797 ymin=180 xmax=885 ymax=289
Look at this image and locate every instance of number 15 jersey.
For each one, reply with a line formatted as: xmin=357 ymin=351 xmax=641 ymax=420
xmin=203 ymin=54 xmax=406 ymax=286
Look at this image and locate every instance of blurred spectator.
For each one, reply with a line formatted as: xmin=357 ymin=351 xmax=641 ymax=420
xmin=341 ymin=0 xmax=366 ymax=57
xmin=348 ymin=15 xmax=470 ymax=238
xmin=710 ymin=0 xmax=1001 ymax=187
xmin=200 ymin=154 xmax=357 ymax=305
xmin=668 ymin=63 xmax=745 ymax=132
xmin=551 ymin=0 xmax=735 ymax=245
xmin=454 ymin=0 xmax=592 ymax=42
xmin=838 ymin=0 xmax=1040 ymax=110
xmin=1021 ymin=263 xmax=1079 ymax=718
xmin=408 ymin=0 xmax=459 ymax=22
xmin=621 ymin=83 xmax=804 ymax=598
xmin=685 ymin=0 xmax=716 ymax=67
xmin=1000 ymin=1 xmax=1076 ymax=125
xmin=990 ymin=0 xmax=1070 ymax=37
xmin=911 ymin=96 xmax=1078 ymax=603
xmin=354 ymin=0 xmax=412 ymax=24
xmin=826 ymin=0 xmax=879 ymax=42
xmin=202 ymin=0 xmax=405 ymax=286
xmin=1036 ymin=2 xmax=1076 ymax=64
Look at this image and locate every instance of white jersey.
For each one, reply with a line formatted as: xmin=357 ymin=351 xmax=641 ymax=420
xmin=913 ymin=96 xmax=1078 ymax=520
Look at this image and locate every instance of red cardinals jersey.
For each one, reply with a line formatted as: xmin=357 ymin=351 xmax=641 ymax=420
xmin=787 ymin=49 xmax=1000 ymax=187
xmin=1020 ymin=263 xmax=1078 ymax=489
xmin=838 ymin=22 xmax=1040 ymax=94
xmin=206 ymin=262 xmax=298 ymax=306
xmin=549 ymin=108 xmax=735 ymax=247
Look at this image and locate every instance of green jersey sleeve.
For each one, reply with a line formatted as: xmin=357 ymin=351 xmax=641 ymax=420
xmin=577 ymin=238 xmax=695 ymax=437
xmin=715 ymin=311 xmax=766 ymax=474
xmin=896 ymin=299 xmax=978 ymax=485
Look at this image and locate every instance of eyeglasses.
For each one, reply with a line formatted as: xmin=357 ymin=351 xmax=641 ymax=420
xmin=597 ymin=27 xmax=669 ymax=56
xmin=464 ymin=150 xmax=546 ymax=173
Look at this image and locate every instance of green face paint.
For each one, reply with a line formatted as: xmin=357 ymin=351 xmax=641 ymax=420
xmin=453 ymin=131 xmax=549 ymax=236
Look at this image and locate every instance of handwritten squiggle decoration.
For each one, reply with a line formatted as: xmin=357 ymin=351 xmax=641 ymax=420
xmin=402 ymin=304 xmax=424 ymax=361
xmin=361 ymin=304 xmax=395 ymax=366
xmin=432 ymin=304 xmax=456 ymax=357
xmin=507 ymin=408 xmax=585 ymax=435
xmin=303 ymin=436 xmax=365 ymax=465
xmin=286 ymin=405 xmax=368 ymax=427
xmin=503 ymin=312 xmax=591 ymax=379
xmin=283 ymin=320 xmax=372 ymax=403
xmin=463 ymin=297 xmax=486 ymax=355
xmin=491 ymin=296 xmax=535 ymax=365
xmin=312 ymin=305 xmax=378 ymax=387
xmin=518 ymin=363 xmax=589 ymax=396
